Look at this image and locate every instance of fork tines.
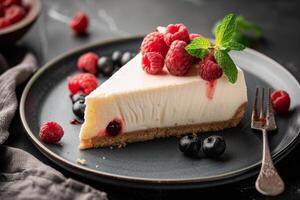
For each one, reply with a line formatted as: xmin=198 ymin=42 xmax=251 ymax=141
xmin=251 ymin=87 xmax=277 ymax=131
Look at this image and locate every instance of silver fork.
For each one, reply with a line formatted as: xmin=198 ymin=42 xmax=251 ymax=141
xmin=251 ymin=87 xmax=285 ymax=196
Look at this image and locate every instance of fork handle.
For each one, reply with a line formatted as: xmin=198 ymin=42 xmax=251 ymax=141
xmin=255 ymin=129 xmax=285 ymax=196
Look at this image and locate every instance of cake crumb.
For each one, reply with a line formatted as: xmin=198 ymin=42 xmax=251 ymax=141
xmin=77 ymin=158 xmax=86 ymax=165
xmin=117 ymin=143 xmax=126 ymax=148
xmin=109 ymin=146 xmax=114 ymax=150
xmin=96 ymin=164 xmax=100 ymax=168
xmin=102 ymin=156 xmax=106 ymax=160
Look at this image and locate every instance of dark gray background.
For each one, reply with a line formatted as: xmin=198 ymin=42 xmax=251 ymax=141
xmin=2 ymin=0 xmax=300 ymax=199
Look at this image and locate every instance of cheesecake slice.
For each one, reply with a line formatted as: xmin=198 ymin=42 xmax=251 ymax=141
xmin=79 ymin=53 xmax=247 ymax=149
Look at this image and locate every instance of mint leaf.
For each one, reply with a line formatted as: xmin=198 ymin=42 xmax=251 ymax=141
xmin=186 ymin=48 xmax=209 ymax=59
xmin=236 ymin=16 xmax=262 ymax=38
xmin=223 ymin=40 xmax=246 ymax=51
xmin=214 ymin=49 xmax=238 ymax=83
xmin=213 ymin=15 xmax=262 ymax=47
xmin=186 ymin=37 xmax=211 ymax=49
xmin=215 ymin=13 xmax=237 ymax=47
xmin=185 ymin=37 xmax=211 ymax=59
xmin=232 ymin=31 xmax=252 ymax=47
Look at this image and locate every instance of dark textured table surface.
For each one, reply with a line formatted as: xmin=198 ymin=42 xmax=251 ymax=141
xmin=2 ymin=0 xmax=300 ymax=199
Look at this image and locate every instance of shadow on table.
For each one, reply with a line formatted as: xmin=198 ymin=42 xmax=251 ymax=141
xmin=0 ymin=45 xmax=40 ymax=71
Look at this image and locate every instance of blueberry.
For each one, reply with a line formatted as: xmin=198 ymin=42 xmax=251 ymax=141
xmin=120 ymin=51 xmax=132 ymax=66
xmin=179 ymin=135 xmax=202 ymax=157
xmin=98 ymin=56 xmax=115 ymax=76
xmin=102 ymin=65 xmax=115 ymax=77
xmin=72 ymin=99 xmax=86 ymax=120
xmin=71 ymin=92 xmax=85 ymax=103
xmin=111 ymin=50 xmax=122 ymax=67
xmin=203 ymin=136 xmax=226 ymax=158
xmin=106 ymin=120 xmax=122 ymax=136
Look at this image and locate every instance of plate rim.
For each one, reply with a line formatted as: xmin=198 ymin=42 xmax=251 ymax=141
xmin=20 ymin=36 xmax=300 ymax=185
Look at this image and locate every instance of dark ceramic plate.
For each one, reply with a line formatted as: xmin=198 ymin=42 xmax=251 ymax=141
xmin=20 ymin=37 xmax=300 ymax=189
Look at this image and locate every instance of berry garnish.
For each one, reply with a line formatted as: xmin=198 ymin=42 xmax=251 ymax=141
xmin=0 ymin=5 xmax=4 ymax=17
xmin=77 ymin=52 xmax=98 ymax=75
xmin=142 ymin=52 xmax=164 ymax=75
xmin=69 ymin=12 xmax=89 ymax=34
xmin=141 ymin=32 xmax=169 ymax=57
xmin=72 ymin=99 xmax=86 ymax=120
xmin=39 ymin=121 xmax=64 ymax=144
xmin=164 ymin=23 xmax=190 ymax=46
xmin=2 ymin=0 xmax=22 ymax=8
xmin=111 ymin=50 xmax=123 ymax=67
xmin=120 ymin=51 xmax=132 ymax=66
xmin=185 ymin=14 xmax=246 ymax=83
xmin=70 ymin=91 xmax=86 ymax=103
xmin=106 ymin=119 xmax=122 ymax=136
xmin=189 ymin=33 xmax=201 ymax=41
xmin=165 ymin=40 xmax=193 ymax=76
xmin=202 ymin=135 xmax=226 ymax=158
xmin=179 ymin=135 xmax=202 ymax=158
xmin=271 ymin=90 xmax=291 ymax=114
xmin=5 ymin=5 xmax=26 ymax=24
xmin=68 ymin=73 xmax=97 ymax=95
xmin=198 ymin=54 xmax=223 ymax=81
xmin=0 ymin=17 xmax=10 ymax=28
xmin=98 ymin=56 xmax=115 ymax=76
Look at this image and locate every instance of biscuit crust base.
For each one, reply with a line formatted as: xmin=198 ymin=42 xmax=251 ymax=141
xmin=80 ymin=103 xmax=247 ymax=149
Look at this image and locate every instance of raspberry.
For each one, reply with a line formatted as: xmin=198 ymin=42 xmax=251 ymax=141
xmin=0 ymin=17 xmax=10 ymax=28
xmin=271 ymin=90 xmax=290 ymax=114
xmin=68 ymin=73 xmax=98 ymax=95
xmin=4 ymin=5 xmax=26 ymax=24
xmin=189 ymin=33 xmax=202 ymax=40
xmin=77 ymin=52 xmax=98 ymax=74
xmin=142 ymin=52 xmax=164 ymax=75
xmin=198 ymin=54 xmax=223 ymax=81
xmin=69 ymin=12 xmax=89 ymax=34
xmin=164 ymin=23 xmax=190 ymax=46
xmin=39 ymin=121 xmax=64 ymax=144
xmin=165 ymin=40 xmax=193 ymax=76
xmin=0 ymin=5 xmax=4 ymax=17
xmin=2 ymin=0 xmax=22 ymax=8
xmin=141 ymin=32 xmax=168 ymax=57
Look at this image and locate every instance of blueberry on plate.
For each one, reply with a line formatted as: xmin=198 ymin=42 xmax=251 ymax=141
xmin=71 ymin=92 xmax=85 ymax=103
xmin=202 ymin=135 xmax=226 ymax=158
xmin=72 ymin=99 xmax=86 ymax=120
xmin=111 ymin=50 xmax=123 ymax=67
xmin=98 ymin=56 xmax=115 ymax=76
xmin=179 ymin=135 xmax=202 ymax=158
xmin=120 ymin=51 xmax=132 ymax=66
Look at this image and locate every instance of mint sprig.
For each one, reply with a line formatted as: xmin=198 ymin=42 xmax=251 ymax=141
xmin=215 ymin=13 xmax=237 ymax=47
xmin=185 ymin=37 xmax=211 ymax=59
xmin=214 ymin=49 xmax=237 ymax=83
xmin=223 ymin=40 xmax=245 ymax=51
xmin=236 ymin=16 xmax=262 ymax=39
xmin=213 ymin=15 xmax=262 ymax=46
xmin=185 ymin=13 xmax=246 ymax=83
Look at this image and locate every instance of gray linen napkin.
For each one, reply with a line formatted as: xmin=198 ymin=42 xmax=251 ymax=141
xmin=0 ymin=54 xmax=108 ymax=200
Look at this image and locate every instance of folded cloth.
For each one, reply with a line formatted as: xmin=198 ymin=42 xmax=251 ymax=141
xmin=0 ymin=54 xmax=108 ymax=200
xmin=0 ymin=54 xmax=37 ymax=144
